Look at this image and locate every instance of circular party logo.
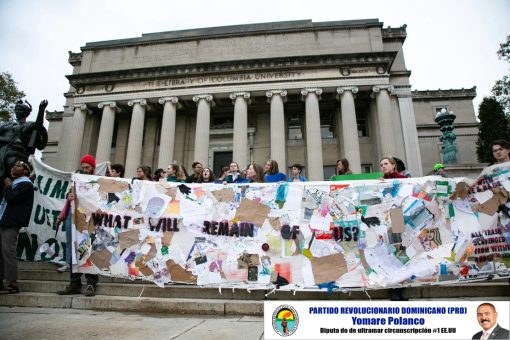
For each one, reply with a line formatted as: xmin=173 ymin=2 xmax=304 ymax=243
xmin=272 ymin=304 xmax=299 ymax=337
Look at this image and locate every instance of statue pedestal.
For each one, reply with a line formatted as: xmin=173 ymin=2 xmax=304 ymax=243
xmin=441 ymin=163 xmax=488 ymax=179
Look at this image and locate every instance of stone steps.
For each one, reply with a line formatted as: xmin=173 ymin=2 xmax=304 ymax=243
xmin=1 ymin=262 xmax=508 ymax=316
xmin=0 ymin=292 xmax=262 ymax=315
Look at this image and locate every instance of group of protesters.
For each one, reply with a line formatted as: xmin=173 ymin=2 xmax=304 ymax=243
xmin=105 ymin=159 xmax=309 ymax=184
xmin=0 ymin=139 xmax=509 ymax=298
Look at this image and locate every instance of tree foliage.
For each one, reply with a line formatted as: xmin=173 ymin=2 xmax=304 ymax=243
xmin=476 ymin=97 xmax=510 ymax=163
xmin=492 ymin=35 xmax=510 ymax=112
xmin=0 ymin=72 xmax=26 ymax=123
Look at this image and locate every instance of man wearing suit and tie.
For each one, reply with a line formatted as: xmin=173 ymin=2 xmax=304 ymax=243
xmin=472 ymin=303 xmax=509 ymax=340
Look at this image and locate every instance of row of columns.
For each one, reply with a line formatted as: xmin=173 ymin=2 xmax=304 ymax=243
xmin=63 ymin=85 xmax=397 ymax=180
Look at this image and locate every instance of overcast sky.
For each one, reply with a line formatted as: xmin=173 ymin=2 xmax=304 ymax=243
xmin=0 ymin=0 xmax=509 ymax=122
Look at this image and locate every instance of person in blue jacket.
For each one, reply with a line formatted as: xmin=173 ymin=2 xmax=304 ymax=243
xmin=288 ymin=163 xmax=307 ymax=182
xmin=264 ymin=159 xmax=286 ymax=182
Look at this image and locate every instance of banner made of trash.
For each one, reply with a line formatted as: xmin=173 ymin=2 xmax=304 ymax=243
xmin=22 ymin=160 xmax=510 ymax=290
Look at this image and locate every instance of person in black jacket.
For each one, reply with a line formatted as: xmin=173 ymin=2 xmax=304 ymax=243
xmin=0 ymin=160 xmax=34 ymax=294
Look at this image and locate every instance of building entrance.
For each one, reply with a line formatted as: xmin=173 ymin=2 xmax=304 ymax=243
xmin=213 ymin=151 xmax=232 ymax=178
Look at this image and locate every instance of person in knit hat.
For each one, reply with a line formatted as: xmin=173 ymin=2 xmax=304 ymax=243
xmin=57 ymin=154 xmax=98 ymax=297
xmin=80 ymin=154 xmax=96 ymax=174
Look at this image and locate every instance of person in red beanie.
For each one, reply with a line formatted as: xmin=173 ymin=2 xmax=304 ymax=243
xmin=57 ymin=154 xmax=99 ymax=297
xmin=80 ymin=154 xmax=96 ymax=171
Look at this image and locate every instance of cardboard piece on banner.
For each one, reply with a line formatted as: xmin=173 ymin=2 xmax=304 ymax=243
xmin=449 ymin=182 xmax=470 ymax=200
xmin=166 ymin=259 xmax=197 ymax=283
xmin=162 ymin=232 xmax=174 ymax=246
xmin=147 ymin=243 xmax=157 ymax=260
xmin=235 ymin=199 xmax=270 ymax=226
xmin=139 ymin=263 xmax=154 ymax=276
xmin=359 ymin=250 xmax=371 ymax=271
xmin=211 ymin=189 xmax=235 ymax=203
xmin=389 ymin=207 xmax=405 ymax=233
xmin=97 ymin=178 xmax=129 ymax=193
xmin=268 ymin=217 xmax=281 ymax=231
xmin=74 ymin=210 xmax=95 ymax=234
xmin=88 ymin=249 xmax=112 ymax=269
xmin=310 ymin=252 xmax=347 ymax=284
xmin=119 ymin=229 xmax=140 ymax=249
xmin=475 ymin=188 xmax=508 ymax=216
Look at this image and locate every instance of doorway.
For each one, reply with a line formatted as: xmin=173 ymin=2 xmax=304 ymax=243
xmin=213 ymin=151 xmax=232 ymax=177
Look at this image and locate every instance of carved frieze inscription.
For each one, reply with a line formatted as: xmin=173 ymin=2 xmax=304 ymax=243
xmin=80 ymin=67 xmax=378 ymax=94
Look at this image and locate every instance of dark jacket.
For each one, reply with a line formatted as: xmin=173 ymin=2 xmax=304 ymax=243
xmin=472 ymin=325 xmax=510 ymax=340
xmin=0 ymin=179 xmax=34 ymax=229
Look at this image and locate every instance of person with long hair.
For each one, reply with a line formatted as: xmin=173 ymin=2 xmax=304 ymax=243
xmin=335 ymin=158 xmax=352 ymax=176
xmin=166 ymin=164 xmax=179 ymax=182
xmin=153 ymin=168 xmax=166 ymax=181
xmin=246 ymin=163 xmax=265 ymax=183
xmin=175 ymin=165 xmax=188 ymax=183
xmin=197 ymin=167 xmax=215 ymax=183
xmin=136 ymin=165 xmax=151 ymax=181
xmin=380 ymin=157 xmax=407 ymax=179
xmin=392 ymin=157 xmax=411 ymax=178
xmin=264 ymin=159 xmax=286 ymax=182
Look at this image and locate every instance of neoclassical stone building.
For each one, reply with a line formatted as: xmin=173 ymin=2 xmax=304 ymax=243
xmin=43 ymin=19 xmax=479 ymax=179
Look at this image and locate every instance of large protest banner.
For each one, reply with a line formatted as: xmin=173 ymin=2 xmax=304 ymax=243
xmin=17 ymin=157 xmax=71 ymax=263
xmin=17 ymin=157 xmax=107 ymax=263
xmin=64 ymin=162 xmax=510 ymax=290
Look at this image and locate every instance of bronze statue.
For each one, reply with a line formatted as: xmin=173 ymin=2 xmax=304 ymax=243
xmin=0 ymin=99 xmax=48 ymax=181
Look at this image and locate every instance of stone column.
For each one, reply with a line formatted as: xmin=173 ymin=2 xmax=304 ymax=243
xmin=337 ymin=87 xmax=361 ymax=173
xmin=61 ymin=104 xmax=89 ymax=171
xmin=125 ymin=99 xmax=147 ymax=178
xmin=398 ymin=96 xmax=423 ymax=176
xmin=158 ymin=97 xmax=179 ymax=169
xmin=230 ymin=92 xmax=250 ymax=166
xmin=373 ymin=85 xmax=396 ymax=157
xmin=95 ymin=101 xmax=119 ymax=163
xmin=192 ymin=94 xmax=214 ymax=166
xmin=301 ymin=88 xmax=324 ymax=181
xmin=266 ymin=90 xmax=287 ymax=171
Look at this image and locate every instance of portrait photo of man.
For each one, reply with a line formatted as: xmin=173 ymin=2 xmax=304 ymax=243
xmin=472 ymin=303 xmax=509 ymax=340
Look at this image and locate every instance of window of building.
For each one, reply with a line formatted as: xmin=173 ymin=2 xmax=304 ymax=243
xmin=288 ymin=112 xmax=303 ymax=140
xmin=357 ymin=118 xmax=368 ymax=137
xmin=211 ymin=115 xmax=234 ymax=129
xmin=323 ymin=166 xmax=336 ymax=180
xmin=435 ymin=107 xmax=448 ymax=115
xmin=320 ymin=111 xmax=335 ymax=139
xmin=361 ymin=164 xmax=373 ymax=173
